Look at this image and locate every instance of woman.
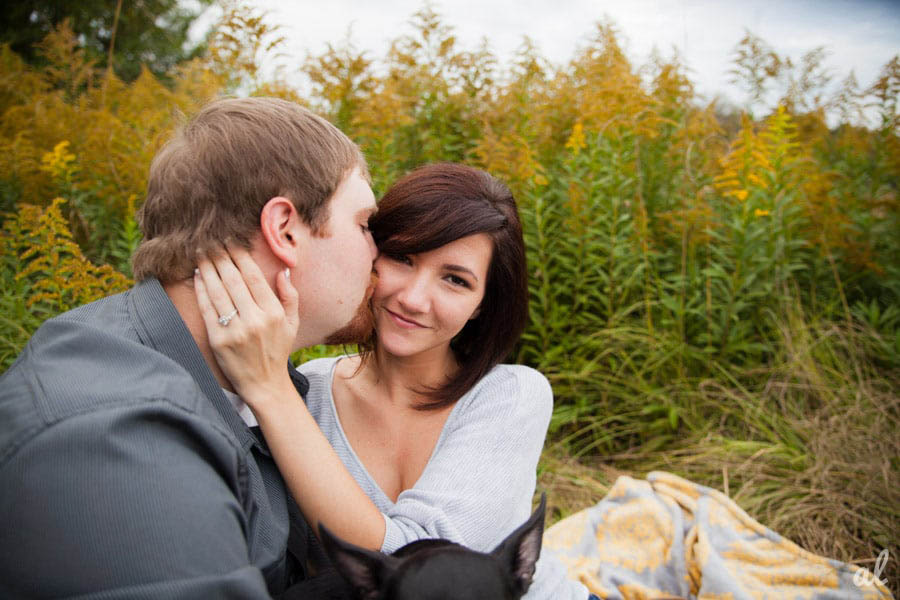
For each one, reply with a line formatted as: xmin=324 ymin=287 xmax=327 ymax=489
xmin=195 ymin=163 xmax=590 ymax=599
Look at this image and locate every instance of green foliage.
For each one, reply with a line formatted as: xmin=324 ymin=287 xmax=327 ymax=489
xmin=0 ymin=0 xmax=212 ymax=82
xmin=0 ymin=6 xmax=897 ymax=588
xmin=0 ymin=197 xmax=131 ymax=370
xmin=0 ymin=20 xmax=231 ymax=270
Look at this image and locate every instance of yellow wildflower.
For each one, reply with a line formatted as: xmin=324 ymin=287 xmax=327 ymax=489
xmin=747 ymin=173 xmax=768 ymax=189
xmin=565 ymin=121 xmax=586 ymax=155
xmin=754 ymin=208 xmax=770 ymax=217
xmin=40 ymin=141 xmax=77 ymax=181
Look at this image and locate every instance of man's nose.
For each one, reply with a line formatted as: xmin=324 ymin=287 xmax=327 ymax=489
xmin=367 ymin=232 xmax=377 ymax=262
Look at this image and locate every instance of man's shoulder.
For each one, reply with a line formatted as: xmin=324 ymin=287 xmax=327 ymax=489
xmin=0 ymin=292 xmax=209 ymax=467
xmin=0 ymin=304 xmax=270 ymax=598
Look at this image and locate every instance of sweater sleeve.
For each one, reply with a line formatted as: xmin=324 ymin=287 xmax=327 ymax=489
xmin=379 ymin=365 xmax=553 ymax=553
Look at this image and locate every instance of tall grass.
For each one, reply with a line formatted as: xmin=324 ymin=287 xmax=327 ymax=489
xmin=538 ymin=307 xmax=899 ymax=588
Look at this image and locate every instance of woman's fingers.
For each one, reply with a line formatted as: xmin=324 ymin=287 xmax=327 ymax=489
xmin=228 ymin=246 xmax=283 ymax=316
xmin=194 ymin=245 xmax=299 ymax=400
xmin=207 ymin=245 xmax=261 ymax=320
xmin=196 ymin=250 xmax=238 ymax=321
xmin=193 ymin=267 xmax=221 ymax=333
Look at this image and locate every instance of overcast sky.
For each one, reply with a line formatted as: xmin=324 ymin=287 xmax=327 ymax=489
xmin=218 ymin=0 xmax=900 ymax=107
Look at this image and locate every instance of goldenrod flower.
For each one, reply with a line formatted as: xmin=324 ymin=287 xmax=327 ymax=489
xmin=40 ymin=141 xmax=77 ymax=181
xmin=748 ymin=173 xmax=768 ymax=189
xmin=565 ymin=121 xmax=586 ymax=155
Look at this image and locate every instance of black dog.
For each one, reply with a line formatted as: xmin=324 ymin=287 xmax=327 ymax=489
xmin=319 ymin=494 xmax=547 ymax=600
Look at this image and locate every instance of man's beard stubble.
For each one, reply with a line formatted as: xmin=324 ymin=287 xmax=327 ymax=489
xmin=323 ymin=273 xmax=377 ymax=346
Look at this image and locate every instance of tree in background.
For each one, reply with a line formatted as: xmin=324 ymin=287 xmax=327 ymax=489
xmin=0 ymin=0 xmax=212 ymax=82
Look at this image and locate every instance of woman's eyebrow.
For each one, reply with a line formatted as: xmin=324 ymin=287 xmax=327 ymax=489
xmin=444 ymin=264 xmax=478 ymax=281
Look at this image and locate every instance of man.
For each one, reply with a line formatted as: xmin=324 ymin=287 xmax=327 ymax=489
xmin=0 ymin=98 xmax=377 ymax=598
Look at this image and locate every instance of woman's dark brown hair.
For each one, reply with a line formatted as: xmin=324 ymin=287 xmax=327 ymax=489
xmin=367 ymin=163 xmax=529 ymax=409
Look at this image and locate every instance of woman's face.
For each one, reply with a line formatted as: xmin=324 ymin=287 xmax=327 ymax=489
xmin=372 ymin=233 xmax=493 ymax=360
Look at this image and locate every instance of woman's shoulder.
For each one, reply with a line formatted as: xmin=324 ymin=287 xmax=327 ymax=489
xmin=296 ymin=356 xmax=342 ymax=400
xmin=296 ymin=355 xmax=341 ymax=377
xmin=443 ymin=363 xmax=553 ymax=453
xmin=485 ymin=364 xmax=552 ymax=398
xmin=459 ymin=364 xmax=553 ymax=417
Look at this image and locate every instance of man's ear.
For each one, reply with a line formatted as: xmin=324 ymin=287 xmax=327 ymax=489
xmin=260 ymin=196 xmax=307 ymax=268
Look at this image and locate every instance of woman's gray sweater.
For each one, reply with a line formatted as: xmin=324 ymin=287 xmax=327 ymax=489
xmin=298 ymin=357 xmax=588 ymax=600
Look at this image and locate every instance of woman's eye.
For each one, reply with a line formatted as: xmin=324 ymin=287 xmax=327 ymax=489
xmin=387 ymin=253 xmax=412 ymax=265
xmin=447 ymin=275 xmax=471 ymax=288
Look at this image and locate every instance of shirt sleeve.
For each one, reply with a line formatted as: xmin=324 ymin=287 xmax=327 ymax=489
xmin=379 ymin=365 xmax=553 ymax=553
xmin=0 ymin=393 xmax=273 ymax=599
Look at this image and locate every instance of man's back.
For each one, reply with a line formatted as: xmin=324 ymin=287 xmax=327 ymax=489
xmin=0 ymin=279 xmax=306 ymax=598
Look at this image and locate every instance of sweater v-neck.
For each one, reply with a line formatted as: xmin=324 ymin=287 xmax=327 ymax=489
xmin=323 ymin=356 xmax=468 ymax=505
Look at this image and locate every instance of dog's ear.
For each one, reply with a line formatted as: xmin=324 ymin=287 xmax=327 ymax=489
xmin=319 ymin=523 xmax=398 ymax=600
xmin=491 ymin=493 xmax=546 ymax=597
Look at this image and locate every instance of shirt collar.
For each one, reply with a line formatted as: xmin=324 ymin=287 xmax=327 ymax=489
xmin=127 ymin=277 xmax=309 ymax=453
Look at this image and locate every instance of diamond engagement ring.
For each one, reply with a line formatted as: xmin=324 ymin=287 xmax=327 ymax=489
xmin=217 ymin=309 xmax=238 ymax=326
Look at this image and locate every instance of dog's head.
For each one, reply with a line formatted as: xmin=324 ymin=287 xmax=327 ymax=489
xmin=319 ymin=494 xmax=547 ymax=600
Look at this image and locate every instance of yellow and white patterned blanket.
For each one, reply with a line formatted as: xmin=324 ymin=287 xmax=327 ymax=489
xmin=544 ymin=472 xmax=893 ymax=599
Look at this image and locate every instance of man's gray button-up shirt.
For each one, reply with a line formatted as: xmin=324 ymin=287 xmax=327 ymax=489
xmin=0 ymin=278 xmax=312 ymax=599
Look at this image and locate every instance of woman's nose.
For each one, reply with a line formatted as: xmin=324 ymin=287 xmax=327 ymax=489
xmin=397 ymin=274 xmax=429 ymax=313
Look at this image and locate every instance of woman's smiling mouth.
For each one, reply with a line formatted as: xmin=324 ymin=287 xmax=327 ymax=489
xmin=385 ymin=308 xmax=426 ymax=329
